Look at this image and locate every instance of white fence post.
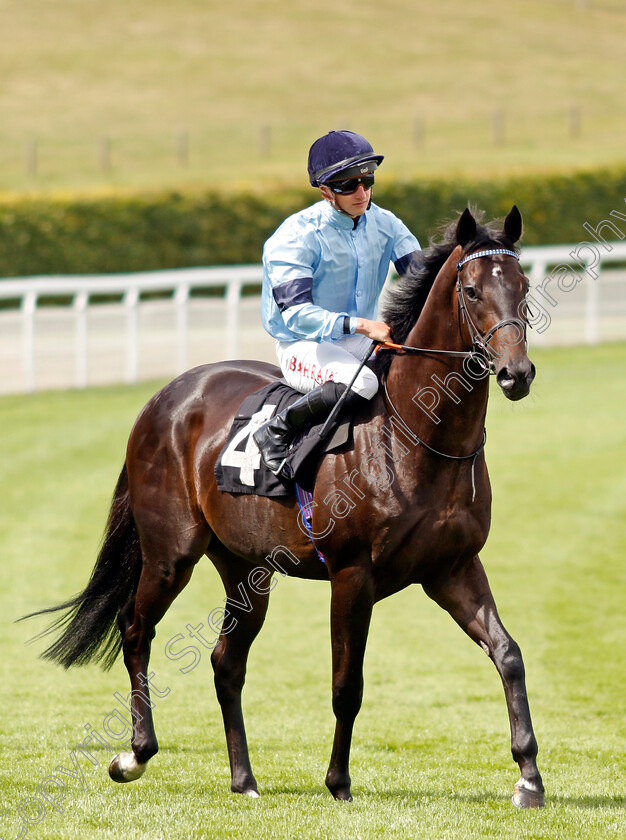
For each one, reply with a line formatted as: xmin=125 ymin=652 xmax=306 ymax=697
xmin=73 ymin=290 xmax=89 ymax=388
xmin=226 ymin=279 xmax=242 ymax=360
xmin=21 ymin=290 xmax=37 ymax=394
xmin=526 ymin=260 xmax=548 ymax=346
xmin=174 ymin=283 xmax=190 ymax=374
xmin=124 ymin=288 xmax=140 ymax=384
xmin=584 ymin=263 xmax=599 ymax=345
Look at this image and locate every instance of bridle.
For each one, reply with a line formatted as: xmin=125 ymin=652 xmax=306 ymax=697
xmin=378 ymin=248 xmax=529 ymax=501
xmin=455 ymin=248 xmax=528 ymax=373
xmin=380 ymin=248 xmax=529 ymax=375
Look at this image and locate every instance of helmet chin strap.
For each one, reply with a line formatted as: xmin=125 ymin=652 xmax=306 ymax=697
xmin=332 ymin=200 xmax=355 ymax=219
xmin=321 ymin=187 xmax=372 ymax=220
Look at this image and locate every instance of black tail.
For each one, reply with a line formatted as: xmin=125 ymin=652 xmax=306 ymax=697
xmin=21 ymin=464 xmax=142 ymax=670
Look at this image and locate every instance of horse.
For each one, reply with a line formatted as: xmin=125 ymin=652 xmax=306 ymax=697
xmin=25 ymin=205 xmax=545 ymax=808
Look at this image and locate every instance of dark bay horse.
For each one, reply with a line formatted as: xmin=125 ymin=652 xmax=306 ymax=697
xmin=27 ymin=206 xmax=545 ymax=808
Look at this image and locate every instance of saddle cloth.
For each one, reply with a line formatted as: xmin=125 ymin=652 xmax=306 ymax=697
xmin=214 ymin=380 xmax=351 ymax=497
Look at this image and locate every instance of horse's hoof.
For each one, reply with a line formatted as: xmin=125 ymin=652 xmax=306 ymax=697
xmin=108 ymin=752 xmax=147 ymax=783
xmin=231 ymin=776 xmax=260 ymax=797
xmin=328 ymin=785 xmax=353 ymax=802
xmin=512 ymin=782 xmax=545 ymax=808
xmin=326 ymin=774 xmax=353 ymax=802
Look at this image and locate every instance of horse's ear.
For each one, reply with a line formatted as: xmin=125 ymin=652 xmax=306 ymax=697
xmin=503 ymin=205 xmax=523 ymax=243
xmin=456 ymin=208 xmax=476 ymax=247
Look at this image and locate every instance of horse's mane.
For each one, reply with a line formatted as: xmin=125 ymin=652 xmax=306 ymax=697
xmin=375 ymin=209 xmax=520 ymax=377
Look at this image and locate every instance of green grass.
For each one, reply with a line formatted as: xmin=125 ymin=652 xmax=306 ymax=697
xmin=1 ymin=0 xmax=626 ymax=194
xmin=0 ymin=343 xmax=625 ymax=839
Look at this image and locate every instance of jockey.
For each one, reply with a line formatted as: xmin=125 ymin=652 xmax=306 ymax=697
xmin=253 ymin=129 xmax=421 ymax=476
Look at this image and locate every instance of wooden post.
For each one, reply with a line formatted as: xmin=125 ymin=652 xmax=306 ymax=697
xmin=26 ymin=139 xmax=38 ymax=177
xmin=259 ymin=123 xmax=271 ymax=159
xmin=413 ymin=116 xmax=425 ymax=148
xmin=569 ymin=103 xmax=581 ymax=138
xmin=177 ymin=130 xmax=189 ymax=167
xmin=100 ymin=136 xmax=111 ymax=172
xmin=492 ymin=108 xmax=505 ymax=145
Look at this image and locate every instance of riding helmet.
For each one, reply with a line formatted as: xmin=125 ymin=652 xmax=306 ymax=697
xmin=307 ymin=130 xmax=384 ymax=187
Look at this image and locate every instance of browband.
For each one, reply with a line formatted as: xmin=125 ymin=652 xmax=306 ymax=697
xmin=456 ymin=249 xmax=519 ymax=271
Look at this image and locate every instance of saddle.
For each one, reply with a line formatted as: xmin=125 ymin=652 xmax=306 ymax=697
xmin=214 ymin=380 xmax=352 ymax=497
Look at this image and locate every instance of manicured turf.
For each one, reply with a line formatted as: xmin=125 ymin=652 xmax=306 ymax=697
xmin=0 ymin=343 xmax=624 ymax=839
xmin=1 ymin=0 xmax=626 ymax=192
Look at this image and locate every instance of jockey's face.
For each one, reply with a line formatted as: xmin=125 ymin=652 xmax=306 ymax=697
xmin=320 ymin=183 xmax=372 ymax=218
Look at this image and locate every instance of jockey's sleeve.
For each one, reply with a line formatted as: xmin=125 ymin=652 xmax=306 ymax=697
xmin=394 ymin=250 xmax=422 ymax=279
xmin=271 ymin=277 xmax=353 ymax=341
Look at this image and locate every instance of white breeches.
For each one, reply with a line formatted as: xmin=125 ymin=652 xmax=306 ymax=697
xmin=275 ymin=334 xmax=379 ymax=399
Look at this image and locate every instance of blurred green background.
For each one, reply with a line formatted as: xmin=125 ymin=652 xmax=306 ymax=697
xmin=1 ymin=0 xmax=625 ymax=195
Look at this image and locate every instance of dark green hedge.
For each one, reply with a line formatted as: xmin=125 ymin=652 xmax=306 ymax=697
xmin=380 ymin=168 xmax=626 ymax=248
xmin=1 ymin=167 xmax=625 ymax=276
xmin=0 ymin=190 xmax=305 ymax=276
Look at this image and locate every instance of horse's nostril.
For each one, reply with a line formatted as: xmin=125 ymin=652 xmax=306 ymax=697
xmin=497 ymin=368 xmax=515 ymax=389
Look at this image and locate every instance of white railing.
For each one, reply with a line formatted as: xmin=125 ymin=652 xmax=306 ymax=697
xmin=519 ymin=241 xmax=626 ymax=345
xmin=0 ymin=242 xmax=625 ymax=394
xmin=0 ymin=265 xmax=263 ymax=393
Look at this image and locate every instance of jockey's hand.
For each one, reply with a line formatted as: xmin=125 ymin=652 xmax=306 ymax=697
xmin=355 ymin=318 xmax=392 ymax=343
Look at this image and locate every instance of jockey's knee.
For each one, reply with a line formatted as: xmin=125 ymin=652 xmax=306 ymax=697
xmin=350 ymin=368 xmax=379 ymax=400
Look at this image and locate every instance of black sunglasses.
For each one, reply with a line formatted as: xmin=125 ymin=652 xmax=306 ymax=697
xmin=329 ymin=173 xmax=375 ymax=194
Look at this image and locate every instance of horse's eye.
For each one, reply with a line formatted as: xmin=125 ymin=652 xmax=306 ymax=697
xmin=464 ymin=286 xmax=478 ymax=301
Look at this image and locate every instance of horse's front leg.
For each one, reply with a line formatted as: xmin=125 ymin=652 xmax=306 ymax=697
xmin=423 ymin=554 xmax=544 ymax=807
xmin=325 ymin=563 xmax=375 ymax=801
xmin=210 ymin=552 xmax=271 ymax=797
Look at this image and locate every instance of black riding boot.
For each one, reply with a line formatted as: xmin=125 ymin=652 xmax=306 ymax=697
xmin=253 ymin=381 xmax=362 ymax=476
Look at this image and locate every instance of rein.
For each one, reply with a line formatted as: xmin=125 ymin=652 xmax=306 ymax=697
xmin=378 ymin=247 xmax=525 ymax=502
xmin=381 ymin=377 xmax=486 ymax=502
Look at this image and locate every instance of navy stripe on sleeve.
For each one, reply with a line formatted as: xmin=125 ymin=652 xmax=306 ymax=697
xmin=272 ymin=277 xmax=314 ymax=312
xmin=394 ymin=250 xmax=421 ymax=278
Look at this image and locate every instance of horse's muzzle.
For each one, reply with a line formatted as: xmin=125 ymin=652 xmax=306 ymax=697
xmin=497 ymin=360 xmax=536 ymax=401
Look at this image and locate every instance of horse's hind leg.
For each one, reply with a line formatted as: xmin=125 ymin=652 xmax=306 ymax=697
xmin=109 ymin=523 xmax=210 ymax=783
xmin=423 ymin=555 xmax=544 ymax=808
xmin=209 ymin=548 xmax=271 ymax=796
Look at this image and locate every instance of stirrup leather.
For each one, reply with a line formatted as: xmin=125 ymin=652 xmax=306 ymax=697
xmin=252 ymin=381 xmax=348 ymax=475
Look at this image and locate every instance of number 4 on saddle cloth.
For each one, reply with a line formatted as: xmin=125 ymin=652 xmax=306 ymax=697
xmin=214 ymin=380 xmax=353 ymax=498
